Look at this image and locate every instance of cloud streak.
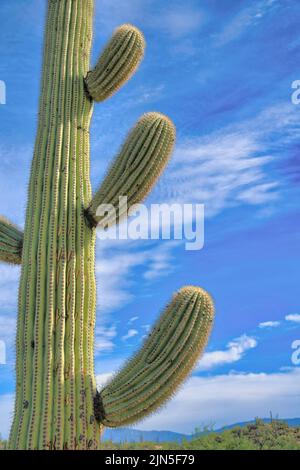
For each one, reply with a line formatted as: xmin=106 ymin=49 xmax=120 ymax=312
xmin=259 ymin=321 xmax=280 ymax=329
xmin=285 ymin=314 xmax=300 ymax=324
xmin=122 ymin=329 xmax=138 ymax=341
xmin=159 ymin=102 xmax=300 ymax=218
xmin=198 ymin=335 xmax=257 ymax=371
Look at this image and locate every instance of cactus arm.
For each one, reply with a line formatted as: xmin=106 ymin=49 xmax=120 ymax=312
xmin=0 ymin=216 xmax=23 ymax=265
xmin=95 ymin=286 xmax=214 ymax=427
xmin=86 ymin=112 xmax=176 ymax=228
xmin=84 ymin=24 xmax=145 ymax=102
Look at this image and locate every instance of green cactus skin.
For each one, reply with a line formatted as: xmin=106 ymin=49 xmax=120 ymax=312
xmin=2 ymin=1 xmax=215 ymax=450
xmin=85 ymin=24 xmax=145 ymax=102
xmin=86 ymin=112 xmax=176 ymax=228
xmin=97 ymin=287 xmax=214 ymax=427
xmin=0 ymin=216 xmax=23 ymax=265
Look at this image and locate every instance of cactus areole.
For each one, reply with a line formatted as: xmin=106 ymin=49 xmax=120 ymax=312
xmin=1 ymin=0 xmax=214 ymax=450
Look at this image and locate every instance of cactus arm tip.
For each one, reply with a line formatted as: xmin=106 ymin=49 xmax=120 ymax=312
xmin=96 ymin=286 xmax=214 ymax=428
xmin=0 ymin=216 xmax=23 ymax=265
xmin=85 ymin=24 xmax=145 ymax=102
xmin=87 ymin=112 xmax=176 ymax=228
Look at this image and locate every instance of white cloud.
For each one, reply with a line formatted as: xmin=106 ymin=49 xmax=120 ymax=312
xmin=143 ymin=245 xmax=174 ymax=280
xmin=198 ymin=335 xmax=257 ymax=371
xmin=0 ymin=315 xmax=16 ymax=344
xmin=122 ymin=329 xmax=138 ymax=341
xmin=129 ymin=316 xmax=139 ymax=324
xmin=142 ymin=324 xmax=151 ymax=331
xmin=258 ymin=321 xmax=281 ymax=329
xmin=96 ymin=372 xmax=114 ymax=390
xmin=95 ymin=325 xmax=117 ymax=355
xmin=137 ymin=368 xmax=300 ymax=433
xmin=285 ymin=314 xmax=300 ymax=324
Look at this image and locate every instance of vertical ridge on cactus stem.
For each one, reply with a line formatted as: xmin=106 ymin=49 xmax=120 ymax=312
xmin=64 ymin=0 xmax=80 ymax=450
xmin=38 ymin=1 xmax=66 ymax=448
xmin=52 ymin=1 xmax=73 ymax=450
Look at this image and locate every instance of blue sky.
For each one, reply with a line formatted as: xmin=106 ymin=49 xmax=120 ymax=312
xmin=0 ymin=0 xmax=300 ymax=437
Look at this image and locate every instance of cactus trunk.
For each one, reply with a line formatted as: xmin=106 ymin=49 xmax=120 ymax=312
xmin=9 ymin=0 xmax=99 ymax=450
xmin=5 ymin=0 xmax=215 ymax=451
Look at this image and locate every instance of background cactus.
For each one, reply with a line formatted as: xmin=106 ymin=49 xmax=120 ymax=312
xmin=2 ymin=0 xmax=214 ymax=450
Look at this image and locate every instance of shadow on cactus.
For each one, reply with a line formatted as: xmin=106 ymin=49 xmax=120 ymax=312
xmin=1 ymin=0 xmax=214 ymax=450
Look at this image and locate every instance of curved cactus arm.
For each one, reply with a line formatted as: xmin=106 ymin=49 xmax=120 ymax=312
xmin=95 ymin=286 xmax=214 ymax=427
xmin=85 ymin=24 xmax=145 ymax=102
xmin=0 ymin=216 xmax=23 ymax=265
xmin=86 ymin=112 xmax=176 ymax=228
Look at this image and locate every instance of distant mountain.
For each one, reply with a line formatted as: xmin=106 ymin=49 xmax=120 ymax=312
xmin=102 ymin=418 xmax=300 ymax=443
xmin=103 ymin=428 xmax=190 ymax=444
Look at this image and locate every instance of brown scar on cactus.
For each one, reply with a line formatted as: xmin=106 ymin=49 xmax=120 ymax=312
xmin=2 ymin=0 xmax=215 ymax=450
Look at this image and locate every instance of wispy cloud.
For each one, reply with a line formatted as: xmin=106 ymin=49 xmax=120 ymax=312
xmin=95 ymin=239 xmax=175 ymax=314
xmin=94 ymin=0 xmax=204 ymax=39
xmin=259 ymin=320 xmax=281 ymax=329
xmin=285 ymin=314 xmax=300 ymax=324
xmin=128 ymin=316 xmax=139 ymax=324
xmin=160 ymin=102 xmax=300 ymax=217
xmin=122 ymin=329 xmax=138 ymax=341
xmin=95 ymin=325 xmax=117 ymax=355
xmin=198 ymin=335 xmax=257 ymax=371
xmin=215 ymin=0 xmax=279 ymax=47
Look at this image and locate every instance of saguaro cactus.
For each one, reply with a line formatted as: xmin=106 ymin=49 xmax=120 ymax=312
xmin=2 ymin=1 xmax=214 ymax=450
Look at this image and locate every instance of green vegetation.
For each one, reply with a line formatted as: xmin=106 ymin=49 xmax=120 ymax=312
xmin=101 ymin=420 xmax=300 ymax=450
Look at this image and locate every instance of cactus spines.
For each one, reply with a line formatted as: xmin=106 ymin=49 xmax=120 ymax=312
xmin=85 ymin=24 xmax=145 ymax=102
xmin=0 ymin=216 xmax=23 ymax=265
xmin=97 ymin=287 xmax=214 ymax=427
xmin=86 ymin=112 xmax=176 ymax=228
xmin=2 ymin=0 xmax=215 ymax=450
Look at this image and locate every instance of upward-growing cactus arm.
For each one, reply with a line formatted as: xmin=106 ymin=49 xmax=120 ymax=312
xmin=86 ymin=112 xmax=175 ymax=228
xmin=95 ymin=286 xmax=214 ymax=427
xmin=0 ymin=216 xmax=23 ymax=265
xmin=85 ymin=24 xmax=145 ymax=102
